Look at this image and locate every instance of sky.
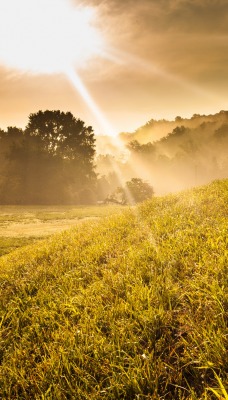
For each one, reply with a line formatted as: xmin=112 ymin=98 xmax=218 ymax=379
xmin=0 ymin=0 xmax=228 ymax=136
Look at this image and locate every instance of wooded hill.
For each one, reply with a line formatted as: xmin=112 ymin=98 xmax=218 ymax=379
xmin=1 ymin=109 xmax=228 ymax=203
xmin=119 ymin=110 xmax=228 ymax=144
xmin=96 ymin=111 xmax=228 ymax=195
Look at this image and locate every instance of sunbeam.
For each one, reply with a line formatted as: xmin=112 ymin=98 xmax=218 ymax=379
xmin=104 ymin=156 xmax=136 ymax=205
xmin=66 ymin=68 xmax=116 ymax=137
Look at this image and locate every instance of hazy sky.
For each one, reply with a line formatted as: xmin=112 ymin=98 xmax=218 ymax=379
xmin=0 ymin=0 xmax=228 ymax=135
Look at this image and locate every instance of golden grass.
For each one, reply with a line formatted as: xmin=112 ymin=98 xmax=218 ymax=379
xmin=0 ymin=180 xmax=227 ymax=399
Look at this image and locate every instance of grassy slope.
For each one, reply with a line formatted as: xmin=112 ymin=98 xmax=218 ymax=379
xmin=0 ymin=205 xmax=123 ymax=256
xmin=0 ymin=180 xmax=227 ymax=399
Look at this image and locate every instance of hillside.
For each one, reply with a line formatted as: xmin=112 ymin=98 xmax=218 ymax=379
xmin=95 ymin=111 xmax=228 ymax=197
xmin=119 ymin=110 xmax=228 ymax=145
xmin=96 ymin=110 xmax=228 ymax=155
xmin=0 ymin=180 xmax=227 ymax=399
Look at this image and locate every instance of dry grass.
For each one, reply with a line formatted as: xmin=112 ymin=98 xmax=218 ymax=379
xmin=0 ymin=204 xmax=123 ymax=255
xmin=0 ymin=180 xmax=227 ymax=399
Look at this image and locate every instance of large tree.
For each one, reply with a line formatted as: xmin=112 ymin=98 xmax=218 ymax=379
xmin=25 ymin=110 xmax=96 ymax=202
xmin=25 ymin=110 xmax=95 ymax=162
xmin=0 ymin=111 xmax=97 ymax=204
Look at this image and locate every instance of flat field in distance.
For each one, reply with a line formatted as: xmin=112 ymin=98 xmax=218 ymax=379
xmin=0 ymin=204 xmax=124 ymax=256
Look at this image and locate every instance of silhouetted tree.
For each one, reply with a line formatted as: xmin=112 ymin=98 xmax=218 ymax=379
xmin=126 ymin=178 xmax=154 ymax=203
xmin=0 ymin=111 xmax=97 ymax=204
xmin=108 ymin=178 xmax=154 ymax=204
xmin=26 ymin=110 xmax=95 ymax=162
xmin=0 ymin=127 xmax=25 ymax=203
xmin=25 ymin=110 xmax=96 ymax=202
xmin=127 ymin=140 xmax=156 ymax=155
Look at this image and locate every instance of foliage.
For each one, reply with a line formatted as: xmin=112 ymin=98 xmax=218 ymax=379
xmin=126 ymin=178 xmax=154 ymax=203
xmin=109 ymin=178 xmax=154 ymax=204
xmin=26 ymin=110 xmax=95 ymax=162
xmin=127 ymin=140 xmax=156 ymax=154
xmin=0 ymin=179 xmax=227 ymax=399
xmin=118 ymin=111 xmax=228 ymax=195
xmin=0 ymin=111 xmax=96 ymax=204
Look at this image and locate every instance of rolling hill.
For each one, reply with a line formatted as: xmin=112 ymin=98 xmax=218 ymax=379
xmin=0 ymin=180 xmax=227 ymax=399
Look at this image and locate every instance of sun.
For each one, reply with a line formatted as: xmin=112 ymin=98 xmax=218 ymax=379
xmin=0 ymin=0 xmax=104 ymax=74
xmin=0 ymin=0 xmax=121 ymax=136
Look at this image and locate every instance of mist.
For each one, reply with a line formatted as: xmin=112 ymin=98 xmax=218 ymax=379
xmin=96 ymin=110 xmax=228 ymax=198
xmin=0 ymin=109 xmax=227 ymax=204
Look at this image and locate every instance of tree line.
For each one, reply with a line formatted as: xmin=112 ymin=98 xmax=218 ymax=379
xmin=96 ymin=111 xmax=228 ymax=196
xmin=0 ymin=110 xmax=154 ymax=205
xmin=0 ymin=110 xmax=97 ymax=204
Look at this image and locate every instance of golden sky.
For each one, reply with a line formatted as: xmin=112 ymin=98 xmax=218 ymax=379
xmin=0 ymin=0 xmax=228 ymax=136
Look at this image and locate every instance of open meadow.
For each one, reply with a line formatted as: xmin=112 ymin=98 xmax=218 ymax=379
xmin=0 ymin=180 xmax=227 ymax=399
xmin=0 ymin=205 xmax=124 ymax=256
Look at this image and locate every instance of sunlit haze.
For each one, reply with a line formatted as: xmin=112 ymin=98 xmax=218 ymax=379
xmin=66 ymin=68 xmax=116 ymax=137
xmin=0 ymin=0 xmax=103 ymax=74
xmin=0 ymin=0 xmax=228 ymax=136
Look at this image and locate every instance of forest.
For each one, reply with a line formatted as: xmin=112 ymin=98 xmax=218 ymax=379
xmin=97 ymin=110 xmax=228 ymax=197
xmin=0 ymin=109 xmax=228 ymax=204
xmin=0 ymin=110 xmax=96 ymax=204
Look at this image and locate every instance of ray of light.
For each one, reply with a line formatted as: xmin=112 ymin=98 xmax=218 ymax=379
xmin=101 ymin=153 xmax=158 ymax=252
xmin=98 ymin=130 xmax=158 ymax=203
xmin=103 ymin=156 xmax=136 ymax=205
xmin=66 ymin=68 xmax=117 ymax=137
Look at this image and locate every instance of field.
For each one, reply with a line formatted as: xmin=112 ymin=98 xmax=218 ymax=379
xmin=0 ymin=205 xmax=124 ymax=256
xmin=0 ymin=180 xmax=227 ymax=399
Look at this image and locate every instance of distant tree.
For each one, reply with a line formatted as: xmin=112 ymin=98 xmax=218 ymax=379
xmin=127 ymin=140 xmax=141 ymax=152
xmin=107 ymin=186 xmax=126 ymax=205
xmin=127 ymin=140 xmax=156 ymax=155
xmin=126 ymin=178 xmax=154 ymax=203
xmin=162 ymin=126 xmax=188 ymax=142
xmin=108 ymin=178 xmax=154 ymax=204
xmin=0 ymin=126 xmax=24 ymax=159
xmin=214 ymin=124 xmax=228 ymax=140
xmin=191 ymin=114 xmax=201 ymax=119
xmin=175 ymin=116 xmax=183 ymax=122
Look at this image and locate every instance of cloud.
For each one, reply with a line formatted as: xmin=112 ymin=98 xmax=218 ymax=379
xmin=79 ymin=0 xmax=228 ymax=34
xmin=164 ymin=0 xmax=228 ymax=33
xmin=1 ymin=0 xmax=228 ymax=133
xmin=85 ymin=0 xmax=228 ymax=83
xmin=74 ymin=1 xmax=227 ymax=93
